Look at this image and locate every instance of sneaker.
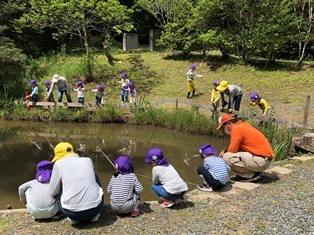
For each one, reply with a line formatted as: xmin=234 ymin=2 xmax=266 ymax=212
xmin=130 ymin=207 xmax=140 ymax=217
xmin=160 ymin=200 xmax=174 ymax=208
xmin=246 ymin=172 xmax=262 ymax=182
xmin=197 ymin=184 xmax=213 ymax=192
xmin=67 ymin=217 xmax=79 ymax=225
xmin=90 ymin=213 xmax=100 ymax=223
xmin=235 ymin=172 xmax=262 ymax=182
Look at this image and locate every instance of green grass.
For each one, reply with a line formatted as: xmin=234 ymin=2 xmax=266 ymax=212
xmin=4 ymin=50 xmax=314 ymax=160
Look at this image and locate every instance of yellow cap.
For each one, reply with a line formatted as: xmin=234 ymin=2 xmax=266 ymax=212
xmin=51 ymin=142 xmax=74 ymax=162
xmin=216 ymin=80 xmax=228 ymax=91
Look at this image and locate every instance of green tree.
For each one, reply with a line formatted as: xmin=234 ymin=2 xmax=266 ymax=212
xmin=136 ymin=0 xmax=194 ymax=51
xmin=0 ymin=1 xmax=27 ymax=105
xmin=17 ymin=0 xmax=134 ymax=81
xmin=292 ymin=0 xmax=314 ymax=66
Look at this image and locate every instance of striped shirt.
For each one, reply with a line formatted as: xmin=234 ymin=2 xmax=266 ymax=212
xmin=107 ymin=173 xmax=143 ymax=206
xmin=204 ymin=156 xmax=230 ymax=185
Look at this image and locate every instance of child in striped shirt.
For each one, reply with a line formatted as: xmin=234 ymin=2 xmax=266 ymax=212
xmin=197 ymin=144 xmax=230 ymax=192
xmin=107 ymin=156 xmax=143 ymax=217
xmin=73 ymin=81 xmax=85 ymax=105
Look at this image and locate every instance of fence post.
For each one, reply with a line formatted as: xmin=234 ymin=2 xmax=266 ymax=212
xmin=303 ymin=95 xmax=311 ymax=126
xmin=176 ymin=99 xmax=178 ymax=110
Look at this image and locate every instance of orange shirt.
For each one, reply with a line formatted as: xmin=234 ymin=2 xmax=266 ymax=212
xmin=227 ymin=121 xmax=275 ymax=159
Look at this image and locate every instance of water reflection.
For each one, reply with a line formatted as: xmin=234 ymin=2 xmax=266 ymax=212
xmin=0 ymin=121 xmax=228 ymax=210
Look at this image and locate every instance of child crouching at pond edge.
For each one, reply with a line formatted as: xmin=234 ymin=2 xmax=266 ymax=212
xmin=145 ymin=147 xmax=188 ymax=208
xmin=197 ymin=144 xmax=230 ymax=192
xmin=107 ymin=156 xmax=143 ymax=217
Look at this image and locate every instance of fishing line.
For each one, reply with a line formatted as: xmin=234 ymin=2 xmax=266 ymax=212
xmin=96 ymin=146 xmax=199 ymax=187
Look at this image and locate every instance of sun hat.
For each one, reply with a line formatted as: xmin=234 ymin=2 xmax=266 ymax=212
xmin=145 ymin=148 xmax=169 ymax=166
xmin=52 ymin=74 xmax=60 ymax=83
xmin=97 ymin=84 xmax=104 ymax=90
xmin=114 ymin=156 xmax=134 ymax=175
xmin=76 ymin=81 xmax=83 ymax=86
xmin=29 ymin=80 xmax=36 ymax=85
xmin=217 ymin=114 xmax=234 ymax=130
xmin=190 ymin=64 xmax=196 ymax=70
xmin=44 ymin=80 xmax=51 ymax=85
xmin=121 ymin=72 xmax=127 ymax=78
xmin=216 ymin=80 xmax=228 ymax=91
xmin=213 ymin=80 xmax=220 ymax=86
xmin=199 ymin=144 xmax=217 ymax=156
xmin=51 ymin=142 xmax=75 ymax=163
xmin=250 ymin=93 xmax=260 ymax=102
xmin=36 ymin=160 xmax=53 ymax=183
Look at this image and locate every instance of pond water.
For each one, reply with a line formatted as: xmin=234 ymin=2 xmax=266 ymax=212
xmin=0 ymin=120 xmax=228 ymax=210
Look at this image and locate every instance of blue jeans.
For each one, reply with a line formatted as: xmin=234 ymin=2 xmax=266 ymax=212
xmin=151 ymin=184 xmax=185 ymax=201
xmin=61 ymin=174 xmax=103 ymax=222
xmin=78 ymin=97 xmax=85 ymax=105
xmin=58 ymin=90 xmax=72 ymax=102
xmin=197 ymin=166 xmax=225 ymax=191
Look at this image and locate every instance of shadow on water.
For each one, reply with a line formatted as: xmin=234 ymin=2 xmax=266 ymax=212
xmin=0 ymin=120 xmax=228 ymax=210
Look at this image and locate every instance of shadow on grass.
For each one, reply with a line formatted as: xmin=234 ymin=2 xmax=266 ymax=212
xmin=170 ymin=200 xmax=195 ymax=210
xmin=126 ymin=55 xmax=161 ymax=94
xmin=163 ymin=51 xmax=310 ymax=73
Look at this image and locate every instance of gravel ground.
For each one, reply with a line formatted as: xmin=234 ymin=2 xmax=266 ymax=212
xmin=0 ymin=158 xmax=313 ymax=235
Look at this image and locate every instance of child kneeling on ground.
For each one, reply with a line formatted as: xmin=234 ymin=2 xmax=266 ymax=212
xmin=107 ymin=156 xmax=143 ymax=217
xmin=145 ymin=147 xmax=188 ymax=208
xmin=197 ymin=144 xmax=230 ymax=192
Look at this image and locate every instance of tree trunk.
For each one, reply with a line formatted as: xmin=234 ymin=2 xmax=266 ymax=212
xmin=103 ymin=42 xmax=115 ymax=65
xmin=82 ymin=24 xmax=93 ymax=82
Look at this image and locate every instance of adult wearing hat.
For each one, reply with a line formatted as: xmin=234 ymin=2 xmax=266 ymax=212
xmin=18 ymin=160 xmax=60 ymax=220
xmin=45 ymin=74 xmax=72 ymax=103
xmin=49 ymin=142 xmax=103 ymax=225
xmin=216 ymin=80 xmax=242 ymax=115
xmin=217 ymin=114 xmax=275 ymax=181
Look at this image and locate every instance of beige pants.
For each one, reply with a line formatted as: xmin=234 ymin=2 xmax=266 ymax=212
xmin=223 ymin=152 xmax=270 ymax=178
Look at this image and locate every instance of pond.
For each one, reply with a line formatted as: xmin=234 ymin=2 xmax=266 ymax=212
xmin=0 ymin=120 xmax=228 ymax=210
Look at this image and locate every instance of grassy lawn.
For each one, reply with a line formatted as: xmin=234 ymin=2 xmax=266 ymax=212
xmin=38 ymin=50 xmax=314 ymax=126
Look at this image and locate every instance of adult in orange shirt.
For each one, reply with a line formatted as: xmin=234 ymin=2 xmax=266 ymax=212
xmin=217 ymin=114 xmax=275 ymax=181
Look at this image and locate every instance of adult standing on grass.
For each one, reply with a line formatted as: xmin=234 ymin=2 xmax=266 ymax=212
xmin=217 ymin=114 xmax=275 ymax=182
xmin=186 ymin=64 xmax=204 ymax=99
xmin=45 ymin=74 xmax=72 ymax=103
xmin=216 ymin=80 xmax=242 ymax=115
xmin=49 ymin=142 xmax=104 ymax=225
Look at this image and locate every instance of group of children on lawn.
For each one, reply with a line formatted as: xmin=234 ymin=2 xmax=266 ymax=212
xmin=186 ymin=63 xmax=272 ymax=119
xmin=26 ymin=72 xmax=137 ymax=108
xmin=26 ymin=64 xmax=272 ymax=119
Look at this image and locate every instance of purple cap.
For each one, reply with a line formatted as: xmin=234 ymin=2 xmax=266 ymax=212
xmin=250 ymin=93 xmax=260 ymax=102
xmin=29 ymin=80 xmax=36 ymax=85
xmin=128 ymin=82 xmax=134 ymax=88
xmin=97 ymin=84 xmax=104 ymax=90
xmin=76 ymin=81 xmax=83 ymax=86
xmin=145 ymin=148 xmax=169 ymax=166
xmin=114 ymin=156 xmax=134 ymax=175
xmin=190 ymin=64 xmax=196 ymax=70
xmin=36 ymin=160 xmax=53 ymax=183
xmin=121 ymin=72 xmax=127 ymax=78
xmin=44 ymin=80 xmax=51 ymax=85
xmin=213 ymin=80 xmax=220 ymax=86
xmin=199 ymin=144 xmax=217 ymax=155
